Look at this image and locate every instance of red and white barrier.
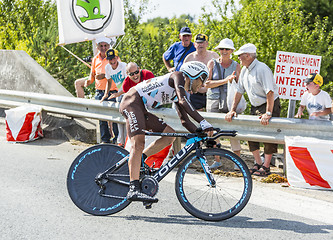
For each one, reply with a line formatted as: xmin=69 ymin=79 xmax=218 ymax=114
xmin=5 ymin=105 xmax=43 ymax=142
xmin=285 ymin=136 xmax=333 ymax=190
xmin=125 ymin=135 xmax=172 ymax=169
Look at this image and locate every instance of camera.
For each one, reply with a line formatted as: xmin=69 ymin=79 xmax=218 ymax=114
xmin=83 ymin=56 xmax=92 ymax=63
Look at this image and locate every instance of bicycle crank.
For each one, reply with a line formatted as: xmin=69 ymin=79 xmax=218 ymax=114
xmin=140 ymin=176 xmax=159 ymax=209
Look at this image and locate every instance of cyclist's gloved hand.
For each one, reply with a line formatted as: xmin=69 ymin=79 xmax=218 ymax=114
xmin=195 ymin=127 xmax=207 ymax=138
xmin=200 ymin=119 xmax=213 ymax=131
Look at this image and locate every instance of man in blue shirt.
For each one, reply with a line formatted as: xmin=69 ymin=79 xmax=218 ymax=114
xmin=163 ymin=27 xmax=196 ymax=72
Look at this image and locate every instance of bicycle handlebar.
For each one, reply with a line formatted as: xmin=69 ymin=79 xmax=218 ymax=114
xmin=144 ymin=131 xmax=194 ymax=138
xmin=143 ymin=128 xmax=237 ymax=140
xmin=208 ymin=128 xmax=237 ymax=140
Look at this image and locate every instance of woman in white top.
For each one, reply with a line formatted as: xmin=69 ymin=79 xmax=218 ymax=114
xmin=205 ymin=38 xmax=241 ymax=169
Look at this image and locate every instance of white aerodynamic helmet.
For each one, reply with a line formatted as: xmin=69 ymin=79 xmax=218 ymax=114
xmin=180 ymin=61 xmax=209 ymax=84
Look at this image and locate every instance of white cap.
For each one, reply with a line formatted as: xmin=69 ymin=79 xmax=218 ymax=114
xmin=234 ymin=43 xmax=257 ymax=55
xmin=96 ymin=37 xmax=111 ymax=45
xmin=215 ymin=38 xmax=235 ymax=50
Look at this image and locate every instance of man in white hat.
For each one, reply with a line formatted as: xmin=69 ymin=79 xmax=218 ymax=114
xmin=84 ymin=37 xmax=117 ymax=144
xmin=74 ymin=37 xmax=114 ymax=98
xmin=225 ymin=43 xmax=281 ymax=177
xmin=85 ymin=37 xmax=112 ymax=88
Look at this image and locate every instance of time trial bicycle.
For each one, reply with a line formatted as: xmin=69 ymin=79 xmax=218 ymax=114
xmin=67 ymin=128 xmax=252 ymax=221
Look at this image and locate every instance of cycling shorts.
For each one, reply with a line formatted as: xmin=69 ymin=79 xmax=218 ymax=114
xmin=119 ymin=90 xmax=167 ymax=137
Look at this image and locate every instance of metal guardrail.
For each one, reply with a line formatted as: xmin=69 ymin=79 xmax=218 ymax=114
xmin=0 ymin=89 xmax=332 ymax=144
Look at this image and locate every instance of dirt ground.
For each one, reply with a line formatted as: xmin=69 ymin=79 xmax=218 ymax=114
xmin=175 ymin=138 xmax=286 ymax=183
xmin=221 ymin=140 xmax=285 ymax=172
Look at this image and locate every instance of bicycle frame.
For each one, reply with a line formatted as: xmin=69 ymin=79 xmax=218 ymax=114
xmin=99 ymin=129 xmax=237 ymax=189
xmin=145 ymin=130 xmax=236 ymax=184
xmin=151 ymin=134 xmax=206 ymax=182
xmin=98 ymin=133 xmax=204 ymax=184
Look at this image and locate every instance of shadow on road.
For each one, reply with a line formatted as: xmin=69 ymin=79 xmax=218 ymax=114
xmin=5 ymin=137 xmax=68 ymax=147
xmin=111 ymin=215 xmax=333 ymax=234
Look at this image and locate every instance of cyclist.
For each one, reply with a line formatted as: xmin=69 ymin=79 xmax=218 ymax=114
xmin=119 ymin=61 xmax=213 ymax=203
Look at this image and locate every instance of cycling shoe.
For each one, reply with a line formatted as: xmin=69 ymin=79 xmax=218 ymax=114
xmin=126 ymin=189 xmax=158 ymax=203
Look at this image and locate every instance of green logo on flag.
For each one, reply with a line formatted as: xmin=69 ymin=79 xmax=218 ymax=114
xmin=71 ymin=0 xmax=114 ymax=34
xmin=76 ymin=0 xmax=105 ymax=23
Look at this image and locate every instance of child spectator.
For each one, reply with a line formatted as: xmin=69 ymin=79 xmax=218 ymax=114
xmin=295 ymin=73 xmax=332 ymax=120
xmin=102 ymin=49 xmax=127 ymax=147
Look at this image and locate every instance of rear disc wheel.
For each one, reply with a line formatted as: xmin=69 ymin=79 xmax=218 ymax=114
xmin=67 ymin=144 xmax=131 ymax=216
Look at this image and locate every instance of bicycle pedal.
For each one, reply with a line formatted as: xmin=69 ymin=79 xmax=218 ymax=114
xmin=143 ymin=202 xmax=152 ymax=209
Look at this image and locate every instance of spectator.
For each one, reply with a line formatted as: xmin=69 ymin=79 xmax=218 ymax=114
xmin=101 ymin=49 xmax=127 ymax=147
xmin=108 ymin=62 xmax=155 ymax=99
xmin=103 ymin=49 xmax=127 ymax=97
xmin=85 ymin=37 xmax=118 ymax=144
xmin=184 ymin=34 xmax=219 ymax=111
xmin=184 ymin=34 xmax=219 ymax=65
xmin=225 ymin=43 xmax=281 ymax=177
xmin=74 ymin=56 xmax=92 ymax=98
xmin=163 ymin=27 xmax=196 ymax=73
xmin=295 ymin=73 xmax=331 ymax=120
xmin=205 ymin=38 xmax=242 ymax=169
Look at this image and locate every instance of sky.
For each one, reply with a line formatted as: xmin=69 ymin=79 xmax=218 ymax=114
xmin=138 ymin=0 xmax=217 ymax=22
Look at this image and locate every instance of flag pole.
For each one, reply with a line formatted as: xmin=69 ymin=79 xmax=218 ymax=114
xmin=114 ymin=35 xmax=125 ymax=49
xmin=60 ymin=45 xmax=91 ymax=68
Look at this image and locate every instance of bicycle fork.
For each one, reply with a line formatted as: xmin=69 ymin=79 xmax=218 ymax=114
xmin=196 ymin=148 xmax=216 ymax=187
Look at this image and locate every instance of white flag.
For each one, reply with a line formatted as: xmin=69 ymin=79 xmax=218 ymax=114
xmin=57 ymin=0 xmax=125 ymax=45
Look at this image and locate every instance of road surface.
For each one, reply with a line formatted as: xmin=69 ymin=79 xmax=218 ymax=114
xmin=0 ymin=120 xmax=332 ymax=239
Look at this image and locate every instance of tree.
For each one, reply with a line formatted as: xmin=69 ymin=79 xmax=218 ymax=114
xmin=146 ymin=17 xmax=169 ymax=27
xmin=117 ymin=0 xmax=196 ymax=76
xmin=299 ymin=0 xmax=333 ymax=30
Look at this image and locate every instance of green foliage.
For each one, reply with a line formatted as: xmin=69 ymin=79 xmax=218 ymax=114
xmin=299 ymin=0 xmax=333 ymax=31
xmin=116 ymin=0 xmax=196 ymax=76
xmin=0 ymin=0 xmax=93 ymax=96
xmin=322 ymin=81 xmax=333 ymax=98
xmin=146 ymin=17 xmax=169 ymax=27
xmin=116 ymin=0 xmax=167 ymax=76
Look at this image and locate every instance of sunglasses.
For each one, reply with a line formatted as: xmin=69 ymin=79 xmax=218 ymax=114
xmin=128 ymin=70 xmax=140 ymax=76
xmin=199 ymin=72 xmax=208 ymax=82
xmin=219 ymin=48 xmax=231 ymax=51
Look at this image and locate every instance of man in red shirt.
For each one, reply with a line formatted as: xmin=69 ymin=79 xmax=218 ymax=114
xmin=106 ymin=62 xmax=154 ymax=99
